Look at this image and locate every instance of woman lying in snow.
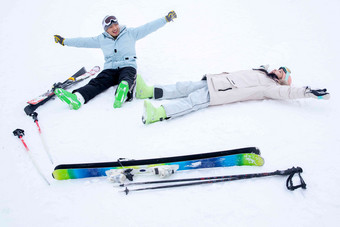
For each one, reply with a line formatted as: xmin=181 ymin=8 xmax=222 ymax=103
xmin=135 ymin=65 xmax=330 ymax=124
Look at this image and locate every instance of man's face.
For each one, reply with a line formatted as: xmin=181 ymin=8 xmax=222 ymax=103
xmin=107 ymin=24 xmax=120 ymax=37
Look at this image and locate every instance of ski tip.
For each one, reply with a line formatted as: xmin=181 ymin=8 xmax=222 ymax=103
xmin=93 ymin=66 xmax=101 ymax=72
xmin=124 ymin=187 xmax=129 ymax=195
xmin=241 ymin=153 xmax=265 ymax=166
xmin=52 ymin=169 xmax=71 ymax=180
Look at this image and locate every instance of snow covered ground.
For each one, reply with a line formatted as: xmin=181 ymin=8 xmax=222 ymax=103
xmin=1 ymin=0 xmax=340 ymax=226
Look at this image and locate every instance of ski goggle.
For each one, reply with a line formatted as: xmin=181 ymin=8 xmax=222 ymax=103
xmin=279 ymin=67 xmax=291 ymax=79
xmin=279 ymin=66 xmax=292 ymax=85
xmin=103 ymin=16 xmax=118 ymax=26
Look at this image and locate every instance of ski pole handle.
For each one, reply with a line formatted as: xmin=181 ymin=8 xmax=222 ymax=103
xmin=274 ymin=167 xmax=306 ymax=190
xmin=13 ymin=128 xmax=51 ymax=185
xmin=31 ymin=112 xmax=38 ymax=122
xmin=13 ymin=129 xmax=25 ymax=138
xmin=278 ymin=166 xmax=303 ymax=175
xmin=13 ymin=129 xmax=30 ymax=151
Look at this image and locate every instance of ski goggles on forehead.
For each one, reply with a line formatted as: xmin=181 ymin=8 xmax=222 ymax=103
xmin=279 ymin=67 xmax=288 ymax=74
xmin=279 ymin=66 xmax=292 ymax=84
xmin=104 ymin=16 xmax=118 ymax=26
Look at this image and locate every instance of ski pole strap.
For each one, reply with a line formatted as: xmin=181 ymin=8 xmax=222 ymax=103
xmin=286 ymin=171 xmax=307 ymax=191
xmin=281 ymin=167 xmax=307 ymax=191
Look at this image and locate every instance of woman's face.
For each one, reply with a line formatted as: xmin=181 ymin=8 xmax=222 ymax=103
xmin=270 ymin=68 xmax=286 ymax=80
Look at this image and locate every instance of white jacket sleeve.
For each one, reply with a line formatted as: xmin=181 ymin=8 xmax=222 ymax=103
xmin=263 ymin=86 xmax=307 ymax=100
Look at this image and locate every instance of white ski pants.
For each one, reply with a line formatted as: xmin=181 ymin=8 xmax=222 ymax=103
xmin=155 ymin=80 xmax=210 ymax=119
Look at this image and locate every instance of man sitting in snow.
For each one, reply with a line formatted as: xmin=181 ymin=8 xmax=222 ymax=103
xmin=135 ymin=65 xmax=330 ymax=124
xmin=53 ymin=11 xmax=177 ymax=109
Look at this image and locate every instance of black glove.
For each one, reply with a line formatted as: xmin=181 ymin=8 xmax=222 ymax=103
xmin=54 ymin=35 xmax=65 ymax=46
xmin=305 ymin=87 xmax=330 ymax=100
xmin=165 ymin=11 xmax=177 ymax=22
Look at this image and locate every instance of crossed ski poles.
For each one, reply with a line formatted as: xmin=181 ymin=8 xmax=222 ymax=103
xmin=13 ymin=129 xmax=51 ymax=185
xmin=120 ymin=167 xmax=307 ymax=195
xmin=13 ymin=111 xmax=54 ymax=185
xmin=22 ymin=67 xmax=101 ymax=162
xmin=15 ymin=66 xmax=100 ymax=185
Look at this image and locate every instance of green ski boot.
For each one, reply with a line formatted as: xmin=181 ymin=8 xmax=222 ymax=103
xmin=114 ymin=81 xmax=129 ymax=108
xmin=142 ymin=100 xmax=167 ymax=124
xmin=136 ymin=75 xmax=154 ymax=99
xmin=54 ymin=88 xmax=82 ymax=110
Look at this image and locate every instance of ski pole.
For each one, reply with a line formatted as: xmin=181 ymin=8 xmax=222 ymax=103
xmin=13 ymin=129 xmax=51 ymax=186
xmin=30 ymin=112 xmax=54 ymax=163
xmin=121 ymin=167 xmax=303 ymax=187
xmin=121 ymin=167 xmax=306 ymax=195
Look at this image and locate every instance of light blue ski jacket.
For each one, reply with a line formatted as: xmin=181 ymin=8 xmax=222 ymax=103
xmin=64 ymin=17 xmax=167 ymax=70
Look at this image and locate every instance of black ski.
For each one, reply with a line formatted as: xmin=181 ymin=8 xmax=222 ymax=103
xmin=24 ymin=66 xmax=100 ymax=115
xmin=54 ymin=147 xmax=260 ymax=171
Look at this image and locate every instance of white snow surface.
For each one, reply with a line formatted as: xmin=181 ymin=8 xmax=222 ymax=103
xmin=1 ymin=0 xmax=340 ymax=226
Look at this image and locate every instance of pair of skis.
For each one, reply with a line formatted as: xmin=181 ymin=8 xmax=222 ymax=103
xmin=13 ymin=130 xmax=307 ymax=192
xmin=24 ymin=66 xmax=100 ymax=116
xmin=52 ymin=147 xmax=264 ymax=180
xmin=51 ymin=147 xmax=306 ymax=194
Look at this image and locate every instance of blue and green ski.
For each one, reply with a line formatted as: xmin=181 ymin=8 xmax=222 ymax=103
xmin=53 ymin=147 xmax=264 ymax=180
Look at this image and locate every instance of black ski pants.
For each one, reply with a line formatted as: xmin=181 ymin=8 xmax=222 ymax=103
xmin=74 ymin=67 xmax=136 ymax=103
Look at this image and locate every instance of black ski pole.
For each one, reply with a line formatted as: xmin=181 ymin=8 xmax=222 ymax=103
xmin=30 ymin=112 xmax=53 ymax=163
xmin=120 ymin=175 xmax=238 ymax=187
xmin=13 ymin=129 xmax=51 ymax=186
xmin=121 ymin=167 xmax=306 ymax=195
